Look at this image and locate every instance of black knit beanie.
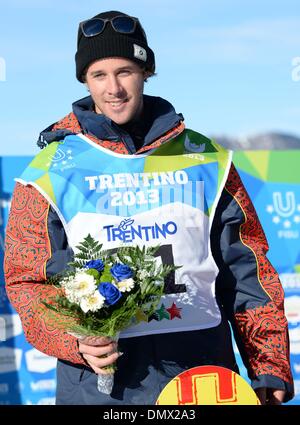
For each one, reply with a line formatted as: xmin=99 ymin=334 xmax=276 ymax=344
xmin=75 ymin=11 xmax=155 ymax=82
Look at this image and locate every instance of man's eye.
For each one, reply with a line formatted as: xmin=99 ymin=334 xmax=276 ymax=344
xmin=119 ymin=70 xmax=131 ymax=76
xmin=94 ymin=73 xmax=105 ymax=79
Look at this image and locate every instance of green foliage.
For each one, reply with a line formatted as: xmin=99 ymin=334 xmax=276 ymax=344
xmin=100 ymin=264 xmax=113 ymax=283
xmin=68 ymin=234 xmax=107 ymax=269
xmin=85 ymin=268 xmax=100 ymax=280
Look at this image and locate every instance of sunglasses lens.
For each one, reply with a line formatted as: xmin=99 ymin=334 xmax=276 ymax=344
xmin=112 ymin=17 xmax=136 ymax=33
xmin=82 ymin=19 xmax=105 ymax=37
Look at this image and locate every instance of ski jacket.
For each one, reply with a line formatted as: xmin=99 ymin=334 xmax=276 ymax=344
xmin=4 ymin=95 xmax=294 ymax=402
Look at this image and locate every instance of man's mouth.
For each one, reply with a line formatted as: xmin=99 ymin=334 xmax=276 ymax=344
xmin=107 ymin=99 xmax=128 ymax=109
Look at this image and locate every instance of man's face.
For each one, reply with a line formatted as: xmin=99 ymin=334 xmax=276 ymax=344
xmin=85 ymin=57 xmax=146 ymax=125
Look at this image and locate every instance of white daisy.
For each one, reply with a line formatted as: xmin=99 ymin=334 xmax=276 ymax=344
xmin=117 ymin=278 xmax=135 ymax=292
xmin=72 ymin=271 xmax=97 ymax=297
xmin=64 ymin=287 xmax=80 ymax=304
xmin=61 ymin=271 xmax=97 ymax=304
xmin=80 ymin=291 xmax=105 ymax=313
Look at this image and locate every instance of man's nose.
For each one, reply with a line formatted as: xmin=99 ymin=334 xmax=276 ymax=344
xmin=107 ymin=75 xmax=123 ymax=96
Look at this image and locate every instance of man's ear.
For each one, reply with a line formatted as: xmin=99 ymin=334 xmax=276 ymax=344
xmin=84 ymin=82 xmax=90 ymax=92
xmin=143 ymin=70 xmax=151 ymax=82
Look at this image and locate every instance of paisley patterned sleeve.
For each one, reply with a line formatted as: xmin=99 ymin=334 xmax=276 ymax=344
xmin=212 ymin=163 xmax=294 ymax=401
xmin=4 ymin=182 xmax=84 ymax=364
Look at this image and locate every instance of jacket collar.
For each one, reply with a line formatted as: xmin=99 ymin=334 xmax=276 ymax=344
xmin=72 ymin=94 xmax=184 ymax=152
xmin=37 ymin=95 xmax=184 ymax=152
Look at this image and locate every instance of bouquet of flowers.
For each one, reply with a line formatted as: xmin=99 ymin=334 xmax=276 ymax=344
xmin=42 ymin=234 xmax=177 ymax=395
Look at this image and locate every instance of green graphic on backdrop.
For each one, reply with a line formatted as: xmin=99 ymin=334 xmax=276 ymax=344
xmin=233 ymin=150 xmax=300 ymax=405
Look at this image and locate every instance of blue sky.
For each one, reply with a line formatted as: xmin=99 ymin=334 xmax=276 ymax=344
xmin=0 ymin=0 xmax=299 ymax=155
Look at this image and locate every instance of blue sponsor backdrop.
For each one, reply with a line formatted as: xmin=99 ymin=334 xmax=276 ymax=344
xmin=0 ymin=156 xmax=56 ymax=405
xmin=0 ymin=153 xmax=299 ymax=404
xmin=234 ymin=151 xmax=300 ymax=405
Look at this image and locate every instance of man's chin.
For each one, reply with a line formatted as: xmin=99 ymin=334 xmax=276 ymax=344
xmin=109 ymin=113 xmax=132 ymax=126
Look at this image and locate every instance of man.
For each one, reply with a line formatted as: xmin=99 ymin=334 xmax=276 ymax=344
xmin=4 ymin=10 xmax=294 ymax=405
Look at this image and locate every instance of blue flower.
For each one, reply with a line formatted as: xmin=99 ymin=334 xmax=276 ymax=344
xmin=99 ymin=282 xmax=122 ymax=305
xmin=85 ymin=259 xmax=105 ymax=273
xmin=110 ymin=263 xmax=133 ymax=282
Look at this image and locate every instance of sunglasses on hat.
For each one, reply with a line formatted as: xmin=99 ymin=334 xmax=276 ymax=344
xmin=80 ymin=15 xmax=147 ymax=40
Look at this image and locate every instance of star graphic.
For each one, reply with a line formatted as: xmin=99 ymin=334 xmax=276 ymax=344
xmin=155 ymin=304 xmax=171 ymax=321
xmin=166 ymin=302 xmax=182 ymax=320
xmin=294 ymin=215 xmax=300 ymax=223
xmin=135 ymin=309 xmax=149 ymax=323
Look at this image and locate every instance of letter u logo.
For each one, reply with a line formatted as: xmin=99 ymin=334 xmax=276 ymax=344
xmin=273 ymin=191 xmax=295 ymax=218
xmin=48 ymin=148 xmax=66 ymax=163
xmin=176 ymin=367 xmax=237 ymax=404
xmin=156 ymin=365 xmax=260 ymax=404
